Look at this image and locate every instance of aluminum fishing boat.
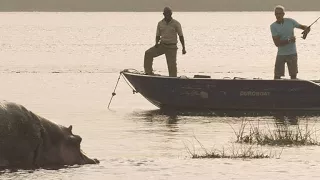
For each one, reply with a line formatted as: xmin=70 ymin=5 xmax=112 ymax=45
xmin=121 ymin=69 xmax=320 ymax=111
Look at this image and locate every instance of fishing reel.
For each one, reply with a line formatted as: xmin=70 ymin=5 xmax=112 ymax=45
xmin=301 ymin=27 xmax=311 ymax=39
xmin=302 ymin=16 xmax=319 ymax=39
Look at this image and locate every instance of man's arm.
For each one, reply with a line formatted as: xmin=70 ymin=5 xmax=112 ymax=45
xmin=179 ymin=36 xmax=185 ymax=49
xmin=272 ymin=36 xmax=295 ymax=47
xmin=298 ymin=25 xmax=311 ymax=39
xmin=270 ymin=25 xmax=291 ymax=47
xmin=176 ymin=21 xmax=186 ymax=54
xmin=155 ymin=36 xmax=160 ymax=47
xmin=291 ymin=18 xmax=310 ymax=39
xmin=155 ymin=22 xmax=161 ymax=47
xmin=298 ymin=24 xmax=309 ymax=31
xmin=179 ymin=36 xmax=186 ymax=54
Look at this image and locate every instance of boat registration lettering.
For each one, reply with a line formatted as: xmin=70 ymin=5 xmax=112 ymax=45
xmin=181 ymin=91 xmax=209 ymax=99
xmin=240 ymin=91 xmax=270 ymax=96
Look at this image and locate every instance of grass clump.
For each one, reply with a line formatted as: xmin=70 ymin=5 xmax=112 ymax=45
xmin=184 ymin=136 xmax=281 ymax=159
xmin=230 ymin=118 xmax=320 ymax=146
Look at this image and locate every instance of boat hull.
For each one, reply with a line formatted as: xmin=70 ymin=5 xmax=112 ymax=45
xmin=122 ymin=71 xmax=320 ymax=111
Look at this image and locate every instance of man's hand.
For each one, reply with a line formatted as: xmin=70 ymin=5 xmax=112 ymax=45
xmin=302 ymin=27 xmax=311 ymax=39
xmin=182 ymin=48 xmax=186 ymax=54
xmin=289 ymin=36 xmax=296 ymax=43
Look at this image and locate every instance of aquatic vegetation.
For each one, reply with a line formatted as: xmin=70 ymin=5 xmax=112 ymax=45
xmin=230 ymin=118 xmax=320 ymax=146
xmin=184 ymin=136 xmax=282 ymax=159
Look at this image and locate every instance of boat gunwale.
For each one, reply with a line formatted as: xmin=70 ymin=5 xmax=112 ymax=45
xmin=121 ymin=71 xmax=320 ymax=85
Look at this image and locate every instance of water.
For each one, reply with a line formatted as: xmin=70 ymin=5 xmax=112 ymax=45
xmin=1 ymin=12 xmax=320 ymax=179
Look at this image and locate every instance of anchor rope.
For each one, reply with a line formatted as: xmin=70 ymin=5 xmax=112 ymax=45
xmin=107 ymin=73 xmax=122 ymax=109
xmin=107 ymin=70 xmax=138 ymax=109
xmin=120 ymin=69 xmax=140 ymax=93
xmin=120 ymin=73 xmax=138 ymax=94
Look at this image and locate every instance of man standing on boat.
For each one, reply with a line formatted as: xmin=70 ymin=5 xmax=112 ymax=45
xmin=144 ymin=7 xmax=186 ymax=77
xmin=270 ymin=5 xmax=310 ymax=79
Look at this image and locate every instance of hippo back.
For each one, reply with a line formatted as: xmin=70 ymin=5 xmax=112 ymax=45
xmin=0 ymin=101 xmax=44 ymax=169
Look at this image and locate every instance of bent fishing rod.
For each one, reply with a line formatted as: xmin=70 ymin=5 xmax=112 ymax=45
xmin=302 ymin=16 xmax=320 ymax=39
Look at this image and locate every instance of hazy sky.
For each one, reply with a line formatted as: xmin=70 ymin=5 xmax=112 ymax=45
xmin=1 ymin=0 xmax=320 ymax=11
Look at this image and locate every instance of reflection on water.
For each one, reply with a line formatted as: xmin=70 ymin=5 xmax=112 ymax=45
xmin=131 ymin=110 xmax=180 ymax=124
xmin=128 ymin=110 xmax=181 ymax=134
xmin=273 ymin=112 xmax=299 ymax=125
xmin=131 ymin=109 xmax=320 ymax=126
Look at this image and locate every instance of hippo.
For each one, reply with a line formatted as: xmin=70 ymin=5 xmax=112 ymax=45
xmin=0 ymin=100 xmax=99 ymax=170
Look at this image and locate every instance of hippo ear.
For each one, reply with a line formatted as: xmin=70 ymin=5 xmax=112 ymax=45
xmin=68 ymin=125 xmax=73 ymax=132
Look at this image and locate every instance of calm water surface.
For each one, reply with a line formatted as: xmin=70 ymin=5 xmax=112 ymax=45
xmin=1 ymin=12 xmax=320 ymax=180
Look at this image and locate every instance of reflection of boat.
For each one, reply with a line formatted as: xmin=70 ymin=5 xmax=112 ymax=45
xmin=136 ymin=109 xmax=320 ymax=118
xmin=121 ymin=69 xmax=320 ymax=111
xmin=131 ymin=109 xmax=320 ymax=126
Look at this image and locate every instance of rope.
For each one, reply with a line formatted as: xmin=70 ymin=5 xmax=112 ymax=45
xmin=121 ymin=73 xmax=138 ymax=94
xmin=107 ymin=73 xmax=122 ymax=109
xmin=107 ymin=70 xmax=139 ymax=109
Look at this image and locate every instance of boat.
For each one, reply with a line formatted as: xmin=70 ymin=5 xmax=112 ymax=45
xmin=120 ymin=69 xmax=320 ymax=111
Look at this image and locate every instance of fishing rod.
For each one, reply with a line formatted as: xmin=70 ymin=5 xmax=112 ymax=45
xmin=302 ymin=16 xmax=320 ymax=39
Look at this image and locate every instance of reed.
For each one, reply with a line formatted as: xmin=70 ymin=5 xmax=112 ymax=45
xmin=230 ymin=118 xmax=320 ymax=146
xmin=184 ymin=136 xmax=281 ymax=159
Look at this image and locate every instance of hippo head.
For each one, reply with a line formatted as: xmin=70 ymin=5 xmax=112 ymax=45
xmin=58 ymin=125 xmax=99 ymax=166
xmin=38 ymin=120 xmax=99 ymax=168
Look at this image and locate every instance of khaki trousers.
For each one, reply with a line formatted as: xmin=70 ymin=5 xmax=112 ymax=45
xmin=274 ymin=54 xmax=298 ymax=78
xmin=144 ymin=44 xmax=178 ymax=77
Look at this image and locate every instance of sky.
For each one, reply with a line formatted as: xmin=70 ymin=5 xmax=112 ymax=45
xmin=0 ymin=0 xmax=320 ymax=11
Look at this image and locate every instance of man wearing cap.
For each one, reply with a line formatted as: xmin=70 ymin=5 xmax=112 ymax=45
xmin=270 ymin=5 xmax=310 ymax=79
xmin=144 ymin=7 xmax=186 ymax=77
